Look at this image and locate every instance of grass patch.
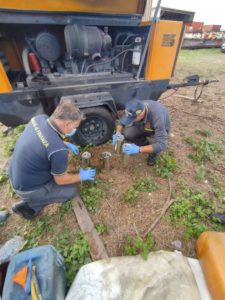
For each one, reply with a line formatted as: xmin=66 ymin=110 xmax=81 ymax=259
xmin=124 ymin=234 xmax=154 ymax=259
xmin=124 ymin=178 xmax=159 ymax=205
xmin=185 ymin=137 xmax=221 ymax=165
xmin=134 ymin=178 xmax=159 ymax=193
xmin=170 ymin=187 xmax=222 ymax=239
xmin=80 ymin=181 xmax=104 ymax=213
xmin=22 ymin=214 xmax=52 ymax=250
xmin=3 ymin=125 xmax=25 ymax=156
xmin=96 ymin=222 xmax=108 ymax=235
xmin=195 ymin=129 xmax=212 ymax=137
xmin=53 ymin=230 xmax=91 ymax=287
xmin=195 ymin=164 xmax=205 ymax=182
xmin=0 ymin=169 xmax=8 ymax=184
xmin=154 ymin=152 xmax=177 ymax=178
xmin=208 ymin=172 xmax=225 ymax=202
xmin=124 ymin=186 xmax=139 ymax=205
xmin=57 ymin=199 xmax=73 ymax=221
xmin=80 ymin=144 xmax=94 ymax=151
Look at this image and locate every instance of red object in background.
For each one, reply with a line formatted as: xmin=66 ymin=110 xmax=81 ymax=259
xmin=28 ymin=52 xmax=41 ymax=73
xmin=203 ymin=25 xmax=222 ymax=32
xmin=185 ymin=22 xmax=204 ymax=33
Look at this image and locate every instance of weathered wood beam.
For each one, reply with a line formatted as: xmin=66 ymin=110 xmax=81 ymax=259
xmin=73 ymin=196 xmax=108 ymax=260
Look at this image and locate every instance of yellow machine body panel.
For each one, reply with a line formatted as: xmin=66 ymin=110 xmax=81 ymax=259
xmin=145 ymin=20 xmax=184 ymax=81
xmin=196 ymin=231 xmax=225 ymax=300
xmin=0 ymin=62 xmax=12 ymax=93
xmin=0 ymin=39 xmax=23 ymax=72
xmin=0 ymin=0 xmax=145 ymax=15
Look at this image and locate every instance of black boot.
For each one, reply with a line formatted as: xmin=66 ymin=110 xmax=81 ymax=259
xmin=147 ymin=153 xmax=157 ymax=166
xmin=12 ymin=201 xmax=38 ymax=220
xmin=210 ymin=213 xmax=225 ymax=225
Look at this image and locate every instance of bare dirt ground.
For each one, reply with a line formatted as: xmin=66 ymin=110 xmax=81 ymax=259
xmin=1 ymin=49 xmax=225 ymax=261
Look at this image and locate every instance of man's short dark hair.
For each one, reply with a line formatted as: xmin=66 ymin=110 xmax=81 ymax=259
xmin=52 ymin=98 xmax=85 ymax=121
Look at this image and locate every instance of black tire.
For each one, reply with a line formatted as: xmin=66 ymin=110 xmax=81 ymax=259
xmin=73 ymin=106 xmax=115 ymax=146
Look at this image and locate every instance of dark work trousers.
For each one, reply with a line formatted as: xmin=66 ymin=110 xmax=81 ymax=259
xmin=13 ymin=180 xmax=77 ymax=213
xmin=123 ymin=122 xmax=153 ymax=146
xmin=123 ymin=123 xmax=158 ymax=163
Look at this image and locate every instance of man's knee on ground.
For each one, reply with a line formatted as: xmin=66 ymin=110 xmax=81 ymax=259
xmin=66 ymin=185 xmax=77 ymax=200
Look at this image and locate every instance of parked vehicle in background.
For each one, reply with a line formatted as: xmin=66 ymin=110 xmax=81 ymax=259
xmin=221 ymin=43 xmax=225 ymax=53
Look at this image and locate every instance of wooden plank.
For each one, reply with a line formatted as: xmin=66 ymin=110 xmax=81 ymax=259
xmin=73 ymin=196 xmax=108 ymax=260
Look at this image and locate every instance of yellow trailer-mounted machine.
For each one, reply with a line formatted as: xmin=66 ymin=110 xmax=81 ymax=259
xmin=0 ymin=0 xmax=184 ymax=145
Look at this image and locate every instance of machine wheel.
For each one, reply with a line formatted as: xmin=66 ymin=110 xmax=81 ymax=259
xmin=73 ymin=106 xmax=115 ymax=146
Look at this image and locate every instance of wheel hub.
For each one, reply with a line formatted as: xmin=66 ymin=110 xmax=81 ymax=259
xmin=79 ymin=117 xmax=106 ymax=143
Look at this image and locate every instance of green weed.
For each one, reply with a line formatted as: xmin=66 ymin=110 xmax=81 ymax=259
xmin=185 ymin=137 xmax=221 ymax=165
xmin=57 ymin=200 xmax=73 ymax=220
xmin=170 ymin=188 xmax=221 ymax=238
xmin=7 ymin=182 xmax=16 ymax=198
xmin=176 ymin=178 xmax=188 ymax=189
xmin=80 ymin=182 xmax=103 ymax=213
xmin=124 ymin=178 xmax=159 ymax=205
xmin=195 ymin=165 xmax=205 ymax=182
xmin=96 ymin=222 xmax=108 ymax=235
xmin=22 ymin=234 xmax=39 ymax=249
xmin=124 ymin=234 xmax=154 ymax=259
xmin=208 ymin=172 xmax=225 ymax=202
xmin=53 ymin=230 xmax=91 ymax=287
xmin=124 ymin=186 xmax=139 ymax=205
xmin=3 ymin=125 xmax=25 ymax=156
xmin=0 ymin=169 xmax=8 ymax=184
xmin=195 ymin=129 xmax=212 ymax=137
xmin=22 ymin=215 xmax=52 ymax=249
xmin=4 ymin=139 xmax=16 ymax=156
xmin=219 ymin=135 xmax=225 ymax=144
xmin=134 ymin=178 xmax=159 ymax=193
xmin=154 ymin=152 xmax=177 ymax=178
xmin=80 ymin=144 xmax=94 ymax=152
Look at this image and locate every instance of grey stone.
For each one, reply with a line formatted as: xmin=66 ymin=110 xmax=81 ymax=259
xmin=0 ymin=210 xmax=9 ymax=223
xmin=1 ymin=126 xmax=12 ymax=136
xmin=171 ymin=240 xmax=183 ymax=251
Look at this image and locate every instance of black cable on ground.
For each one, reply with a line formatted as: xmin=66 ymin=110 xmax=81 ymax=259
xmin=159 ymin=88 xmax=179 ymax=100
xmin=194 ymin=84 xmax=204 ymax=101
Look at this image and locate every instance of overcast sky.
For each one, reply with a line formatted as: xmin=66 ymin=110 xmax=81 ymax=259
xmin=152 ymin=0 xmax=225 ymax=30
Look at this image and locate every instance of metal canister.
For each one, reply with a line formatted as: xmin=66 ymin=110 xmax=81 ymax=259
xmin=101 ymin=151 xmax=112 ymax=170
xmin=81 ymin=151 xmax=91 ymax=169
xmin=115 ymin=135 xmax=124 ymax=154
xmin=123 ymin=143 xmax=130 ymax=166
xmin=123 ymin=153 xmax=130 ymax=166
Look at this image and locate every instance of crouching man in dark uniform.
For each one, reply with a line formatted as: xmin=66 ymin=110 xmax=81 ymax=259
xmin=113 ymin=99 xmax=170 ymax=165
xmin=9 ymin=98 xmax=96 ymax=219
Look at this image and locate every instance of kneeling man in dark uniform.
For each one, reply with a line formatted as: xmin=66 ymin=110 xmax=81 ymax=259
xmin=113 ymin=99 xmax=170 ymax=165
xmin=9 ymin=98 xmax=96 ymax=219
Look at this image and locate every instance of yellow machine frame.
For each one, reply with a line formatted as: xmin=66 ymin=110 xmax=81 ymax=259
xmin=0 ymin=0 xmax=145 ymax=15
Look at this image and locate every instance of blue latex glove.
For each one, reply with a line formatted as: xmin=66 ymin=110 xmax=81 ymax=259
xmin=112 ymin=131 xmax=123 ymax=145
xmin=122 ymin=143 xmax=140 ymax=155
xmin=79 ymin=168 xmax=96 ymax=181
xmin=66 ymin=142 xmax=79 ymax=155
